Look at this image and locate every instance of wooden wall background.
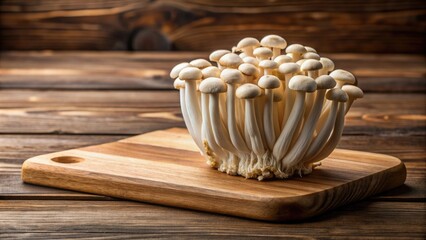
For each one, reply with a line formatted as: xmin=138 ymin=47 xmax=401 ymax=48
xmin=0 ymin=0 xmax=425 ymax=53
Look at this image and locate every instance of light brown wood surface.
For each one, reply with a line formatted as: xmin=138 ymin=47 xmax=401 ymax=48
xmin=22 ymin=128 xmax=406 ymax=221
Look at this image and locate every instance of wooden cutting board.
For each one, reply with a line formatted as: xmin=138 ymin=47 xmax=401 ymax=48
xmin=21 ymin=128 xmax=406 ymax=221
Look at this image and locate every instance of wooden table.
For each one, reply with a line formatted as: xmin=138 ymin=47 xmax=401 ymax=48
xmin=0 ymin=51 xmax=425 ymax=238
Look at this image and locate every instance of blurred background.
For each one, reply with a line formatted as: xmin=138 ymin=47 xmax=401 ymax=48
xmin=1 ymin=0 xmax=425 ymax=53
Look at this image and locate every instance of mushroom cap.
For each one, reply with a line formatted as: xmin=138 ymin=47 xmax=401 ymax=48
xmin=209 ymin=49 xmax=231 ymax=62
xmin=236 ymin=83 xmax=261 ymax=99
xmin=320 ymin=57 xmax=335 ymax=72
xmin=220 ymin=69 xmax=243 ymax=84
xmin=278 ymin=62 xmax=300 ymax=74
xmin=303 ymin=52 xmax=321 ymax=60
xmin=258 ymin=75 xmax=281 ymax=89
xmin=274 ymin=55 xmax=292 ymax=65
xmin=301 ymin=59 xmax=323 ymax=71
xmin=273 ymin=89 xmax=284 ymax=102
xmin=326 ymin=88 xmax=348 ymax=102
xmin=253 ymin=47 xmax=273 ymax=59
xmin=199 ymin=77 xmax=227 ymax=94
xmin=259 ymin=59 xmax=278 ymax=69
xmin=178 ymin=67 xmax=202 ymax=81
xmin=173 ymin=78 xmax=185 ymax=89
xmin=296 ymin=59 xmax=307 ymax=66
xmin=304 ymin=46 xmax=317 ymax=53
xmin=329 ymin=69 xmax=356 ymax=85
xmin=190 ymin=59 xmax=212 ymax=69
xmin=170 ymin=62 xmax=191 ymax=78
xmin=238 ymin=63 xmax=259 ymax=77
xmin=260 ymin=35 xmax=287 ymax=49
xmin=315 ymin=75 xmax=336 ymax=89
xmin=202 ymin=66 xmax=221 ymax=78
xmin=219 ymin=53 xmax=243 ymax=68
xmin=239 ymin=52 xmax=248 ymax=59
xmin=243 ymin=56 xmax=259 ymax=66
xmin=285 ymin=44 xmax=307 ymax=54
xmin=342 ymin=85 xmax=364 ymax=99
xmin=237 ymin=37 xmax=260 ymax=49
xmin=289 ymin=75 xmax=317 ymax=92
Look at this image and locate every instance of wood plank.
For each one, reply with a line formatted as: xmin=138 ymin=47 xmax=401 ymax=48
xmin=0 ymin=134 xmax=423 ymax=201
xmin=0 ymin=200 xmax=424 ymax=238
xmin=0 ymin=1 xmax=425 ymax=53
xmin=0 ymin=91 xmax=423 ymax=135
xmin=1 ymin=52 xmax=425 ymax=92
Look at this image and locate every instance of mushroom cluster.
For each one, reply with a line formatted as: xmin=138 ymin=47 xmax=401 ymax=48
xmin=171 ymin=35 xmax=363 ymax=180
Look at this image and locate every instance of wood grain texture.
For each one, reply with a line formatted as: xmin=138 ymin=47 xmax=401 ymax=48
xmin=21 ymin=128 xmax=406 ymax=221
xmin=0 ymin=1 xmax=425 ymax=53
xmin=1 ymin=200 xmax=425 ymax=239
xmin=1 ymin=52 xmax=425 ymax=92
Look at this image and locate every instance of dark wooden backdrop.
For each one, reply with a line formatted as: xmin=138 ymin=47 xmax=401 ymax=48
xmin=1 ymin=0 xmax=425 ymax=53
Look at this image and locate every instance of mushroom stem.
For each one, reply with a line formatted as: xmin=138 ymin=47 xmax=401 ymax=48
xmin=209 ymin=93 xmax=238 ymax=155
xmin=245 ymin=98 xmax=266 ymax=156
xmin=305 ymin=101 xmax=338 ymax=160
xmin=226 ymin=84 xmax=250 ymax=153
xmin=184 ymin=81 xmax=203 ymax=147
xmin=273 ymin=91 xmax=306 ymax=161
xmin=180 ymin=86 xmax=203 ymax=152
xmin=281 ymin=89 xmax=326 ymax=168
xmin=264 ymin=88 xmax=275 ymax=150
xmin=305 ymin=102 xmax=346 ymax=164
xmin=282 ymin=73 xmax=295 ymax=128
xmin=201 ymin=93 xmax=228 ymax=165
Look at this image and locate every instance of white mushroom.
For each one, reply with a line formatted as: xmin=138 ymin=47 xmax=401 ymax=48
xmin=301 ymin=60 xmax=323 ymax=119
xmin=253 ymin=47 xmax=273 ymax=61
xmin=258 ymin=75 xmax=281 ymax=150
xmin=302 ymin=52 xmax=320 ymax=60
xmin=242 ymin=56 xmax=259 ymax=66
xmin=209 ymin=50 xmax=231 ymax=69
xmin=199 ymin=78 xmax=238 ymax=157
xmin=274 ymin=55 xmax=293 ymax=65
xmin=304 ymin=46 xmax=317 ymax=53
xmin=285 ymin=44 xmax=307 ymax=62
xmin=201 ymin=66 xmax=221 ymax=79
xmin=259 ymin=60 xmax=278 ymax=76
xmin=329 ymin=69 xmax=356 ymax=88
xmin=319 ymin=57 xmax=335 ymax=76
xmin=236 ymin=84 xmax=265 ymax=156
xmin=221 ymin=69 xmax=250 ymax=154
xmin=273 ymin=75 xmax=316 ymax=162
xmin=179 ymin=67 xmax=204 ymax=149
xmin=278 ymin=63 xmax=300 ymax=127
xmin=170 ymin=62 xmax=191 ymax=79
xmin=342 ymin=85 xmax=364 ymax=114
xmin=236 ymin=37 xmax=260 ymax=57
xmin=260 ymin=35 xmax=287 ymax=59
xmin=190 ymin=59 xmax=212 ymax=69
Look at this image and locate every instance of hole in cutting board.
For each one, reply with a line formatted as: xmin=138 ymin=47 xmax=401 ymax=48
xmin=51 ymin=156 xmax=84 ymax=164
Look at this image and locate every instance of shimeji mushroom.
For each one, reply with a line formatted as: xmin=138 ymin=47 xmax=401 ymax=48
xmin=342 ymin=85 xmax=364 ymax=114
xmin=190 ymin=59 xmax=212 ymax=69
xmin=236 ymin=84 xmax=265 ymax=156
xmin=242 ymin=56 xmax=259 ymax=66
xmin=253 ymin=47 xmax=273 ymax=61
xmin=302 ymin=52 xmax=321 ymax=60
xmin=179 ymin=67 xmax=204 ymax=149
xmin=198 ymin=79 xmax=229 ymax=168
xmin=305 ymin=46 xmax=317 ymax=53
xmin=281 ymin=75 xmax=336 ymax=170
xmin=209 ymin=50 xmax=231 ymax=69
xmin=273 ymin=75 xmax=316 ymax=162
xmin=258 ymin=75 xmax=281 ymax=150
xmin=286 ymin=44 xmax=307 ymax=62
xmin=301 ymin=60 xmax=323 ymax=119
xmin=171 ymin=34 xmax=363 ymax=179
xmin=278 ymin=63 xmax=300 ymax=127
xmin=221 ymin=69 xmax=250 ymax=154
xmin=319 ymin=57 xmax=335 ymax=76
xmin=236 ymin=37 xmax=260 ymax=57
xmin=261 ymin=35 xmax=287 ymax=59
